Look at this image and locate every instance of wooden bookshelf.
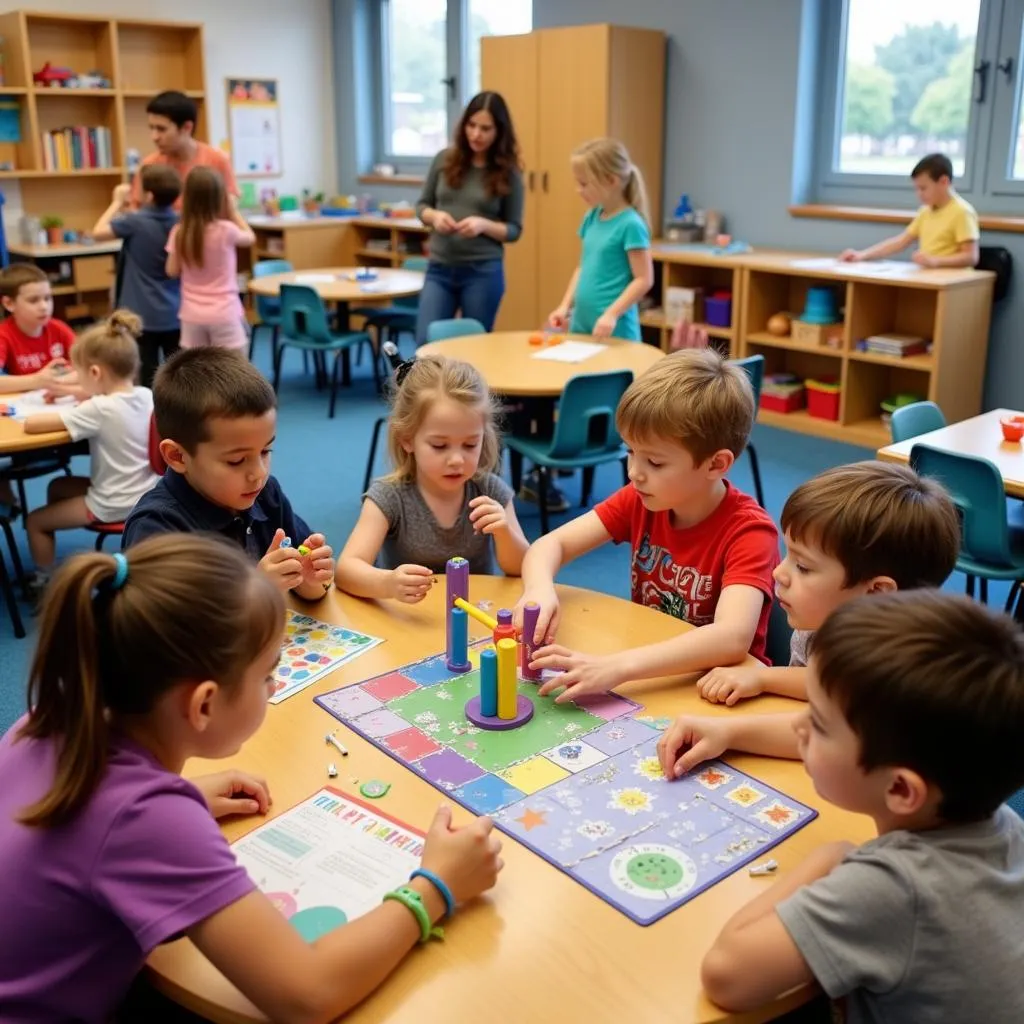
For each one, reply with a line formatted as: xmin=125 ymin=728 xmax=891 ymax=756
xmin=0 ymin=10 xmax=205 ymax=233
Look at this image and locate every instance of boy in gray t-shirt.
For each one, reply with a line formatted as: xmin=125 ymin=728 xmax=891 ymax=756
xmin=681 ymin=592 xmax=1024 ymax=1023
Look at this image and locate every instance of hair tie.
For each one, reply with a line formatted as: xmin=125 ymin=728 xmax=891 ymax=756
xmin=108 ymin=552 xmax=129 ymax=591
xmin=381 ymin=340 xmax=416 ymax=387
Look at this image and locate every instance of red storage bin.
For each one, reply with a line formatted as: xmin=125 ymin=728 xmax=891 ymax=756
xmin=806 ymin=378 xmax=841 ymax=421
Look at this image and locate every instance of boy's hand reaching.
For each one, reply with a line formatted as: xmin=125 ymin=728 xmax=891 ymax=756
xmin=656 ymin=715 xmax=736 ymax=779
xmin=696 ymin=664 xmax=765 ymax=706
xmin=259 ymin=528 xmax=305 ymax=591
xmin=912 ymin=251 xmax=938 ymax=268
xmin=839 ymin=248 xmax=863 ymax=263
xmin=389 ymin=563 xmax=434 ymax=603
xmin=37 ymin=359 xmax=71 ymax=389
xmin=513 ymin=587 xmax=559 ymax=645
xmin=468 ymin=494 xmax=508 ymax=535
xmin=533 ymin=646 xmax=624 ymax=703
xmin=298 ymin=533 xmax=334 ymax=588
xmin=112 ymin=183 xmax=132 ymax=207
xmin=670 ymin=319 xmax=709 ymax=351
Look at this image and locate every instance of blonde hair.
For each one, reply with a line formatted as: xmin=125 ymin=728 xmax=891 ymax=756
xmin=177 ymin=165 xmax=228 ymax=269
xmin=616 ymin=349 xmax=754 ymax=462
xmin=385 ymin=355 xmax=500 ymax=483
xmin=71 ymin=309 xmax=142 ymax=381
xmin=571 ymin=138 xmax=649 ymax=225
xmin=16 ymin=534 xmax=284 ymax=828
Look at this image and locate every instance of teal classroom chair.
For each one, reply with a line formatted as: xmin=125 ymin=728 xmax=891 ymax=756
xmin=890 ymin=400 xmax=946 ymax=443
xmin=425 ymin=317 xmax=487 ymax=342
xmin=910 ymin=443 xmax=1024 ymax=618
xmin=730 ymin=355 xmax=765 ymax=508
xmin=505 ymin=369 xmax=634 ymax=535
xmin=273 ymin=285 xmax=372 ymax=418
xmin=248 ymin=259 xmax=293 ymax=361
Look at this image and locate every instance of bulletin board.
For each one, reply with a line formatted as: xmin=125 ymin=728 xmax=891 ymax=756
xmin=226 ymin=77 xmax=282 ymax=178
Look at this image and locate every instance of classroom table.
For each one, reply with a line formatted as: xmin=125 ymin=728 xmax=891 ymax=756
xmin=146 ymin=577 xmax=873 ymax=1024
xmin=417 ymin=332 xmax=665 ymax=397
xmin=0 ymin=393 xmax=71 ymax=456
xmin=246 ymin=266 xmax=424 ymax=305
xmin=876 ymin=408 xmax=1024 ymax=498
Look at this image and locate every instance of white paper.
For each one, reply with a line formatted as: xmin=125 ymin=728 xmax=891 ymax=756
xmin=791 ymin=258 xmax=843 ymax=270
xmin=532 ymin=340 xmax=607 ymax=363
xmin=232 ymin=789 xmax=424 ymax=935
xmin=790 ymin=258 xmax=915 ymax=276
xmin=4 ymin=390 xmax=75 ymax=422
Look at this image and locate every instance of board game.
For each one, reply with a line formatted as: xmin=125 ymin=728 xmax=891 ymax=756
xmin=315 ymin=644 xmax=817 ymax=926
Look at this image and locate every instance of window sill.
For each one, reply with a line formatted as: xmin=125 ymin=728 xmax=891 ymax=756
xmin=789 ymin=204 xmax=1024 ymax=234
xmin=358 ymin=173 xmax=425 ymax=187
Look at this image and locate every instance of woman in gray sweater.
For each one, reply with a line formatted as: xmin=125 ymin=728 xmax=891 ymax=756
xmin=415 ymin=92 xmax=524 ymax=341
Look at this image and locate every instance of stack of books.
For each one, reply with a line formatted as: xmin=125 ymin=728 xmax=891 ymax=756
xmin=41 ymin=126 xmax=113 ymax=171
xmin=863 ymin=333 xmax=929 ymax=358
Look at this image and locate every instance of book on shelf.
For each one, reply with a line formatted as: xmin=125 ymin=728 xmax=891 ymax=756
xmin=863 ymin=332 xmax=929 ymax=358
xmin=40 ymin=126 xmax=113 ymax=172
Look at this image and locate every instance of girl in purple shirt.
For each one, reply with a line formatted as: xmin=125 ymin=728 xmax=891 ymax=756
xmin=0 ymin=534 xmax=502 ymax=1023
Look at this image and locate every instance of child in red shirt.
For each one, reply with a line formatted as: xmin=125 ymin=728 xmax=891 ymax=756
xmin=515 ymin=348 xmax=779 ymax=702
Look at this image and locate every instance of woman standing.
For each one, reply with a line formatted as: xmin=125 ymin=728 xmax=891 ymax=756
xmin=415 ymin=92 xmax=524 ymax=341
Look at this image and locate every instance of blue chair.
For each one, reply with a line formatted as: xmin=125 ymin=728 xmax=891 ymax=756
xmin=890 ymin=400 xmax=946 ymax=443
xmin=505 ymin=370 xmax=634 ymax=535
xmin=0 ymin=511 xmax=25 ymax=638
xmin=274 ymin=285 xmax=372 ymax=418
xmin=248 ymin=259 xmax=293 ymax=361
xmin=426 ymin=317 xmax=487 ymax=342
xmin=730 ymin=355 xmax=765 ymax=508
xmin=910 ymin=443 xmax=1024 ymax=617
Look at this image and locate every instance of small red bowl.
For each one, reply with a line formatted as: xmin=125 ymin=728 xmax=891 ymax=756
xmin=1000 ymin=416 xmax=1024 ymax=442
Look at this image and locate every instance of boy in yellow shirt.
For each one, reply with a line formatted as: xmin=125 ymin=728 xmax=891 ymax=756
xmin=840 ymin=153 xmax=979 ymax=269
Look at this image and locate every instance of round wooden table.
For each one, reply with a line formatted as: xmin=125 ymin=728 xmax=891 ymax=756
xmin=246 ymin=267 xmax=424 ymax=304
xmin=418 ymin=332 xmax=664 ymax=397
xmin=0 ymin=392 xmax=71 ymax=455
xmin=147 ymin=578 xmax=871 ymax=1024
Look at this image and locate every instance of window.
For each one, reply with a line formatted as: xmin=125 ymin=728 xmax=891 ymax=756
xmin=376 ymin=0 xmax=531 ymax=167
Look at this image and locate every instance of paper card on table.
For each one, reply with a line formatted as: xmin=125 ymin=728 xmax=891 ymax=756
xmin=531 ymin=340 xmax=607 ymax=363
xmin=841 ymin=260 xmax=915 ymax=276
xmin=232 ymin=787 xmax=424 ymax=941
xmin=5 ymin=389 xmax=76 ymax=421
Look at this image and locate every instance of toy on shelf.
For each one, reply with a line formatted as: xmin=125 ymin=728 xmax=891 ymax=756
xmin=259 ymin=188 xmax=280 ymax=217
xmin=760 ymin=372 xmax=805 ymax=414
xmin=301 ymin=189 xmax=325 ymax=216
xmin=33 ymin=62 xmax=73 ymax=87
xmin=704 ymin=290 xmax=732 ymax=328
xmin=766 ymin=312 xmax=791 ymax=337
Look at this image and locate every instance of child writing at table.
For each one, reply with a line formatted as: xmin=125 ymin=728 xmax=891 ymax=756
xmin=515 ymin=348 xmax=779 ymax=702
xmin=694 ymin=461 xmax=960 ymax=706
xmin=336 ymin=354 xmax=528 ymax=602
xmin=548 ymin=137 xmax=654 ymax=341
xmin=21 ymin=311 xmax=161 ymax=601
xmin=665 ymin=592 xmax=1024 ymax=1022
xmin=166 ymin=166 xmax=255 ymax=352
xmin=0 ymin=535 xmax=503 ymax=1024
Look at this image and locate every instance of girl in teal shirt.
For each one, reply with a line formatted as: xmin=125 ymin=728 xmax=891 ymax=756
xmin=549 ymin=138 xmax=654 ymax=341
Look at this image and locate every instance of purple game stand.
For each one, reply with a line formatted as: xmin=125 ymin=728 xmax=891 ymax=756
xmin=520 ymin=602 xmax=542 ymax=681
xmin=464 ymin=694 xmax=534 ymax=730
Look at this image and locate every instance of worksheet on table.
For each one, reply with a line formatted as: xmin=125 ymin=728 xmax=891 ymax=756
xmin=531 ymin=340 xmax=607 ymax=363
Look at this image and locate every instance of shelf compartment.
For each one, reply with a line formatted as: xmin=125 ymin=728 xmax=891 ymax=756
xmin=116 ymin=22 xmax=204 ymax=93
xmin=745 ymin=270 xmax=849 ymax=347
xmin=35 ymin=94 xmax=120 ymax=173
xmin=746 ymin=330 xmax=841 ymax=356
xmin=19 ymin=174 xmax=122 ymax=232
xmin=0 ymin=93 xmax=35 ymax=173
xmin=847 ymin=281 xmax=937 ymax=351
xmin=746 ymin=340 xmax=842 ymax=384
xmin=26 ymin=15 xmax=116 ymax=87
xmin=843 ymin=359 xmax=932 ymax=434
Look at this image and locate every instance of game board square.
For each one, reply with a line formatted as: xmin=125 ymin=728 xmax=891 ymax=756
xmin=315 ymin=685 xmax=383 ymax=721
xmin=363 ymin=672 xmax=420 ymax=702
xmin=383 ymin=726 xmax=441 ymax=763
xmin=350 ymin=708 xmax=409 ymax=739
xmin=573 ymin=692 xmax=639 ymax=721
xmin=403 ymin=656 xmax=462 ymax=686
xmin=499 ymin=756 xmax=570 ymax=795
xmin=584 ymin=716 xmax=662 ymax=756
xmin=541 ymin=740 xmax=608 ymax=773
xmin=454 ymin=773 xmax=525 ymax=815
xmin=417 ymin=749 xmax=486 ymax=790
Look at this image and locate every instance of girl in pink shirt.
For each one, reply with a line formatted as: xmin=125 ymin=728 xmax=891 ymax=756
xmin=166 ymin=166 xmax=254 ymax=351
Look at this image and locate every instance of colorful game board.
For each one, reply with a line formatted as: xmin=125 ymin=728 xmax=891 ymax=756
xmin=272 ymin=611 xmax=384 ymax=705
xmin=316 ymin=647 xmax=817 ymax=925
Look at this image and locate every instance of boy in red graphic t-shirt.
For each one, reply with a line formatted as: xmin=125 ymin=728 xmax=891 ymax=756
xmin=514 ymin=348 xmax=779 ymax=703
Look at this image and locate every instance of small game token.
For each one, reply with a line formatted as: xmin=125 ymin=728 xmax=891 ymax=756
xmin=748 ymin=859 xmax=778 ymax=877
xmin=327 ymin=762 xmax=338 ymax=778
xmin=297 ymin=544 xmax=311 ymax=556
xmin=360 ymin=780 xmax=391 ymax=799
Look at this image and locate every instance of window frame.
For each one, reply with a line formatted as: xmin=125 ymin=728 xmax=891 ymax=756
xmin=985 ymin=0 xmax=1024 ymax=194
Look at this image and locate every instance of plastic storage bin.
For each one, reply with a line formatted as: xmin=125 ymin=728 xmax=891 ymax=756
xmin=806 ymin=378 xmax=841 ymax=421
xmin=705 ymin=291 xmax=732 ymax=327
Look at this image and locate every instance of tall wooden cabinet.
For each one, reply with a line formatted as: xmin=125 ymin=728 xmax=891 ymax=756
xmin=482 ymin=24 xmax=666 ymax=331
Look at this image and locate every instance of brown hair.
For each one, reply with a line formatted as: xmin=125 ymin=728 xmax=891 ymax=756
xmin=572 ymin=138 xmax=650 ymax=225
xmin=176 ymin=166 xmax=228 ymax=269
xmin=812 ymin=591 xmax=1024 ymax=823
xmin=443 ymin=91 xmax=521 ymax=197
xmin=911 ymin=152 xmax=953 ymax=183
xmin=71 ymin=309 xmax=142 ymax=381
xmin=16 ymin=534 xmax=284 ymax=828
xmin=781 ymin=461 xmax=960 ymax=589
xmin=153 ymin=347 xmax=276 ymax=454
xmin=0 ymin=263 xmax=48 ymax=303
xmin=385 ymin=355 xmax=500 ymax=484
xmin=616 ymin=348 xmax=754 ymax=462
xmin=140 ymin=163 xmax=182 ymax=208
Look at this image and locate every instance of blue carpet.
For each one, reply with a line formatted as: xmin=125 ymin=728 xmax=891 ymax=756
xmin=1 ymin=344 xmax=1020 ymax=817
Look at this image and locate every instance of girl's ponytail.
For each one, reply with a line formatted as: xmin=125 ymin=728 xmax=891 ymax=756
xmin=624 ymin=164 xmax=650 ymax=227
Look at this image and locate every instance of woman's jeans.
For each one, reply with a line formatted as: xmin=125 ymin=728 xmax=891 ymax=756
xmin=415 ymin=258 xmax=505 ymax=342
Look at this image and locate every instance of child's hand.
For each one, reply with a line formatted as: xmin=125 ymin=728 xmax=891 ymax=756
xmin=657 ymin=715 xmax=735 ymax=779
xmin=431 ymin=210 xmax=458 ymax=235
xmin=299 ymin=533 xmax=334 ymax=587
xmin=112 ymin=183 xmax=131 ymax=206
xmin=548 ymin=307 xmax=570 ymax=330
xmin=696 ymin=664 xmax=764 ymax=706
xmin=533 ymin=646 xmax=624 ymax=702
xmin=513 ymin=587 xmax=560 ymax=644
xmin=258 ymin=528 xmax=305 ymax=591
xmin=670 ymin=319 xmax=710 ymax=351
xmin=419 ymin=805 xmax=503 ymax=905
xmin=592 ymin=312 xmax=617 ymax=339
xmin=839 ymin=248 xmax=862 ymax=263
xmin=37 ymin=360 xmax=71 ymax=388
xmin=912 ymin=251 xmax=937 ymax=268
xmin=389 ymin=563 xmax=434 ymax=603
xmin=455 ymin=216 xmax=486 ymax=238
xmin=468 ymin=494 xmax=507 ymax=535
xmin=192 ymin=769 xmax=272 ymax=819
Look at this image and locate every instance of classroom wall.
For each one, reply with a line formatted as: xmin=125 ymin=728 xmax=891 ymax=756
xmin=0 ymin=0 xmax=336 ymax=224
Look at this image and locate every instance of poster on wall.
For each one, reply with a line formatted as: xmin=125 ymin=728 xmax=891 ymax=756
xmin=226 ymin=77 xmax=282 ymax=177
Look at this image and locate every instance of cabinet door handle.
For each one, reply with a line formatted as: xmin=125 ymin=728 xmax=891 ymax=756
xmin=542 ymin=171 xmax=549 ymax=193
xmin=528 ymin=170 xmax=535 ymax=191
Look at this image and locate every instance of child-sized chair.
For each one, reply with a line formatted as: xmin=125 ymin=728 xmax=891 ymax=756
xmin=274 ymin=285 xmax=372 ymax=418
xmin=504 ymin=369 xmax=633 ymax=535
xmin=0 ymin=510 xmax=25 ymax=638
xmin=730 ymin=355 xmax=765 ymax=508
xmin=352 ymin=255 xmax=428 ymax=365
xmin=890 ymin=400 xmax=946 ymax=443
xmin=248 ymin=259 xmax=293 ymax=361
xmin=425 ymin=318 xmax=487 ymax=342
xmin=910 ymin=443 xmax=1024 ymax=617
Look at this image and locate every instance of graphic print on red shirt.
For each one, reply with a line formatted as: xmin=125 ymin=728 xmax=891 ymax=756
xmin=0 ymin=317 xmax=75 ymax=375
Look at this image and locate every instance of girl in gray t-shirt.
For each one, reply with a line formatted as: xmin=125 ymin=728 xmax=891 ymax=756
xmin=335 ymin=355 xmax=529 ymax=603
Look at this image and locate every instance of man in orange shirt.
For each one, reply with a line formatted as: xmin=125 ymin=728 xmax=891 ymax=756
xmin=130 ymin=91 xmax=238 ymax=211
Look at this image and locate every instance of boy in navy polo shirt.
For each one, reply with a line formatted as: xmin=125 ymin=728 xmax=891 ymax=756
xmin=123 ymin=348 xmax=335 ymax=600
xmin=92 ymin=167 xmax=182 ymax=388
